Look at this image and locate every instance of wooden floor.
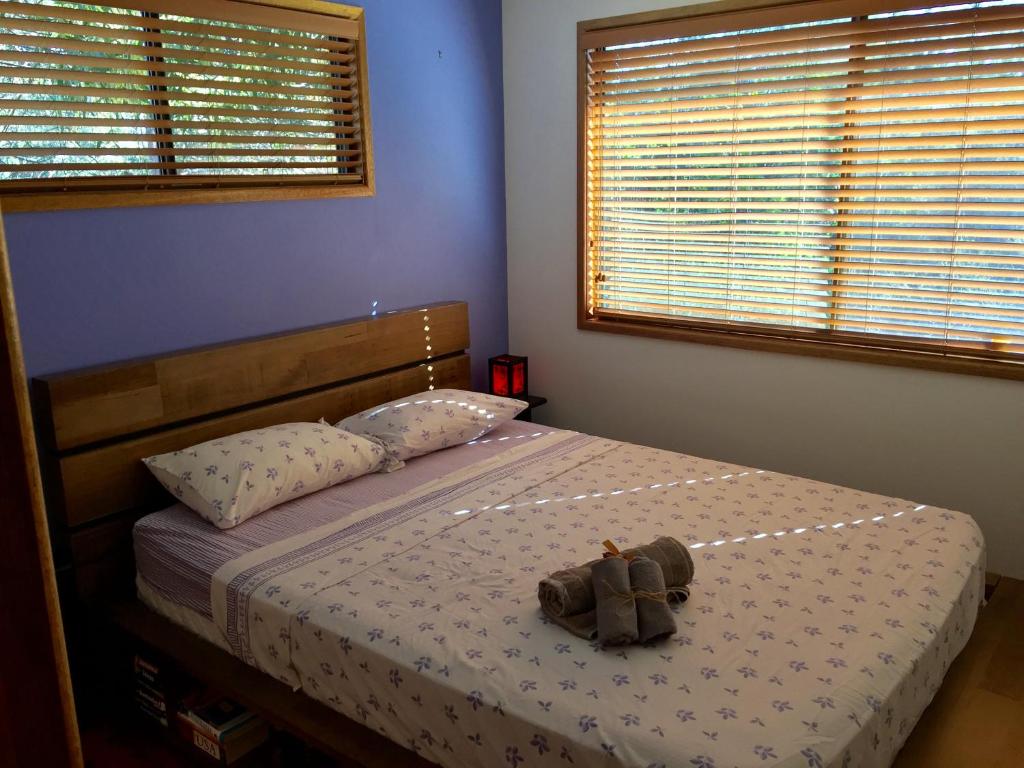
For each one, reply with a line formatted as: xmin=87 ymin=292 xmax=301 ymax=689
xmin=894 ymin=576 xmax=1024 ymax=768
xmin=82 ymin=578 xmax=1024 ymax=768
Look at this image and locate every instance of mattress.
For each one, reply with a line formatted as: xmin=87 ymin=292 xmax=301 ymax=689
xmin=135 ymin=423 xmax=985 ymax=768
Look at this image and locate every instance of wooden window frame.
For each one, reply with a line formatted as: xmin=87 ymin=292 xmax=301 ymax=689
xmin=0 ymin=0 xmax=374 ymax=212
xmin=576 ymin=0 xmax=1024 ymax=382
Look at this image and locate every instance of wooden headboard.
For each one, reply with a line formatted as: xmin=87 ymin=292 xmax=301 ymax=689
xmin=32 ymin=301 xmax=470 ymax=603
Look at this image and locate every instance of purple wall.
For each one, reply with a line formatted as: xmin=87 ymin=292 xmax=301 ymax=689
xmin=5 ymin=0 xmax=507 ymax=387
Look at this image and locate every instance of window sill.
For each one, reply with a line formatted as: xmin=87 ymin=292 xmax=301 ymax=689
xmin=0 ymin=180 xmax=375 ymax=213
xmin=578 ymin=313 xmax=1024 ymax=382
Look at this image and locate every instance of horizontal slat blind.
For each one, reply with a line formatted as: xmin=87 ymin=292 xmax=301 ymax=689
xmin=583 ymin=0 xmax=1024 ymax=358
xmin=0 ymin=0 xmax=369 ymax=197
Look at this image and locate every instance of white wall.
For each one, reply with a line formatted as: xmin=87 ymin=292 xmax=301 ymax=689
xmin=502 ymin=0 xmax=1024 ymax=578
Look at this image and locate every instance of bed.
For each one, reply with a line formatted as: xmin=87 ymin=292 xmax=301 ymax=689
xmin=34 ymin=301 xmax=985 ymax=768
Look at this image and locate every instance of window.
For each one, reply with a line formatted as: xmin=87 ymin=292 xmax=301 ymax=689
xmin=0 ymin=0 xmax=372 ymax=210
xmin=579 ymin=0 xmax=1024 ymax=378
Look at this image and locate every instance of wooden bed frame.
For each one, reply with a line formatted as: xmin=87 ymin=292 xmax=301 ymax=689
xmin=33 ymin=302 xmax=470 ymax=766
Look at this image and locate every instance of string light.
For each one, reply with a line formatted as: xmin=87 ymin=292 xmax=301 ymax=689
xmin=688 ymin=507 xmax=925 ymax=550
xmin=436 ymin=467 xmax=928 ymax=552
xmin=444 ymin=470 xmax=760 ymax=517
xmin=361 ymin=398 xmax=504 ymax=421
xmin=421 ymin=309 xmax=434 ymax=390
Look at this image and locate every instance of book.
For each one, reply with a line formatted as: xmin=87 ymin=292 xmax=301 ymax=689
xmin=135 ymin=677 xmax=165 ymax=701
xmin=135 ymin=667 xmax=160 ymax=688
xmin=135 ymin=685 xmax=167 ymax=713
xmin=176 ymin=710 xmax=269 ymax=765
xmin=185 ymin=694 xmax=255 ymax=739
xmin=134 ymin=655 xmax=165 ymax=693
xmin=135 ymin=696 xmax=169 ymax=728
xmin=133 ymin=654 xmax=161 ymax=678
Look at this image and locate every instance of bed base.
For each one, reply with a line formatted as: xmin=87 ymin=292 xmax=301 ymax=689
xmin=111 ymin=600 xmax=436 ymax=767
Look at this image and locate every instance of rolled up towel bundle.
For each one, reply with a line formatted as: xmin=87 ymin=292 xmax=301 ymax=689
xmin=538 ymin=536 xmax=693 ymax=641
xmin=593 ymin=556 xmax=639 ymax=646
xmin=629 ymin=556 xmax=676 ymax=643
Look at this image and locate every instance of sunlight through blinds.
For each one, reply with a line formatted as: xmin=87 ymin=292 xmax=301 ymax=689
xmin=583 ymin=0 xmax=1024 ymax=358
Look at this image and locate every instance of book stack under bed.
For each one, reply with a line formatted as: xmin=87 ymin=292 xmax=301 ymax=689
xmin=133 ymin=652 xmax=270 ymax=765
xmin=133 ymin=654 xmax=171 ymax=727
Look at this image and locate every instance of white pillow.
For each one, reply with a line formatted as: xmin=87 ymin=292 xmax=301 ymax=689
xmin=335 ymin=388 xmax=527 ymax=464
xmin=143 ymin=422 xmax=385 ymax=529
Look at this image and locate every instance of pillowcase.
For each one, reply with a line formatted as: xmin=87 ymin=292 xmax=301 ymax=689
xmin=143 ymin=422 xmax=385 ymax=529
xmin=335 ymin=388 xmax=527 ymax=464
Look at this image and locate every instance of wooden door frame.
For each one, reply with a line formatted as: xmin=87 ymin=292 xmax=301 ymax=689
xmin=0 ymin=203 xmax=83 ymax=767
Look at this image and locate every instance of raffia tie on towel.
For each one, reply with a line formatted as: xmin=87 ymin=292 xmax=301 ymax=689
xmin=599 ymin=579 xmax=670 ymax=605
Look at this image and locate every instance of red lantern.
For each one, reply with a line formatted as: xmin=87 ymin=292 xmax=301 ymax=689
xmin=488 ymin=355 xmax=528 ymax=398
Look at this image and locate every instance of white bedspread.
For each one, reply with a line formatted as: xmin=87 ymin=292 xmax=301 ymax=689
xmin=210 ymin=428 xmax=984 ymax=768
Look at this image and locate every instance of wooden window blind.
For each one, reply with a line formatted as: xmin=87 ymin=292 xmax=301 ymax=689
xmin=579 ymin=0 xmax=1024 ymax=378
xmin=0 ymin=0 xmax=372 ymax=210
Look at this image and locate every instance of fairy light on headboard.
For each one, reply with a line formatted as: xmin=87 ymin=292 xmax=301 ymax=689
xmin=422 ymin=308 xmax=434 ymax=390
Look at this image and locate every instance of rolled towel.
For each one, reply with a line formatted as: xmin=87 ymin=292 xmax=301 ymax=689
xmin=621 ymin=536 xmax=694 ymax=598
xmin=593 ymin=556 xmax=638 ymax=646
xmin=537 ymin=561 xmax=594 ymax=618
xmin=629 ymin=556 xmax=677 ymax=643
xmin=538 ymin=536 xmax=694 ymax=639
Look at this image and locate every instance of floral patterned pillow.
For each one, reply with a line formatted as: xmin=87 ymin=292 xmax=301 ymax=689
xmin=142 ymin=422 xmax=386 ymax=529
xmin=335 ymin=389 xmax=527 ymax=464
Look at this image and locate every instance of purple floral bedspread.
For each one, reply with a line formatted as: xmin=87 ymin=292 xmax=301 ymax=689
xmin=210 ymin=429 xmax=984 ymax=768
